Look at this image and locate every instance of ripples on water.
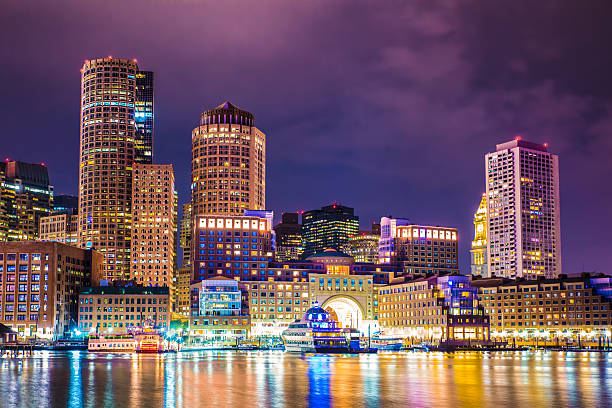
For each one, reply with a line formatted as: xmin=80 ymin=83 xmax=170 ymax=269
xmin=0 ymin=351 xmax=611 ymax=407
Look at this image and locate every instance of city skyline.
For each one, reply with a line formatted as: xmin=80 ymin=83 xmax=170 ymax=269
xmin=3 ymin=1 xmax=612 ymax=277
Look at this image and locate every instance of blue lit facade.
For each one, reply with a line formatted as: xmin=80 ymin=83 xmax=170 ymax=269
xmin=134 ymin=70 xmax=154 ymax=164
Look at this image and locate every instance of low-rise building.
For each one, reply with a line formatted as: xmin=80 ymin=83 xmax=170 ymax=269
xmin=0 ymin=241 xmax=103 ymax=339
xmin=173 ymin=266 xmax=191 ymax=317
xmin=78 ymin=286 xmax=171 ymax=334
xmin=189 ymin=278 xmax=250 ymax=342
xmin=378 ymin=274 xmax=490 ymax=344
xmin=472 ymin=274 xmax=612 ymax=342
xmin=244 ymin=280 xmax=310 ymax=336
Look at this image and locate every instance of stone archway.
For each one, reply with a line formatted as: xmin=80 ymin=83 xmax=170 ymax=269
xmin=322 ymin=296 xmax=365 ymax=330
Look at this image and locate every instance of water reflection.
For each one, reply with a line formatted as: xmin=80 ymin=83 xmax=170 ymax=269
xmin=0 ymin=351 xmax=611 ymax=407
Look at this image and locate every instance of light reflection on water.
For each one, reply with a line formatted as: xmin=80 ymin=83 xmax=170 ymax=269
xmin=0 ymin=351 xmax=611 ymax=407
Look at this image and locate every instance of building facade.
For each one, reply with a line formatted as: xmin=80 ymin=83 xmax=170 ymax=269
xmin=273 ymin=212 xmax=303 ymax=261
xmin=134 ymin=70 xmax=154 ymax=164
xmin=189 ymin=278 xmax=250 ymax=341
xmin=470 ymin=194 xmax=488 ymax=277
xmin=38 ymin=213 xmax=78 ymax=245
xmin=302 ymin=204 xmax=359 ymax=259
xmin=378 ymin=274 xmax=490 ymax=344
xmin=179 ymin=203 xmax=192 ymax=267
xmin=383 ymin=222 xmax=459 ymax=275
xmin=130 ymin=164 xmax=175 ymax=288
xmin=78 ymin=286 xmax=170 ymax=334
xmin=485 ymin=139 xmax=561 ymax=279
xmin=245 ymin=280 xmax=310 ymax=336
xmin=378 ymin=217 xmax=412 ymax=264
xmin=191 ymin=213 xmax=274 ymax=282
xmin=472 ymin=274 xmax=612 ymax=338
xmin=191 ymin=101 xmax=266 ymax=216
xmin=53 ymin=195 xmax=78 ymax=215
xmin=343 ymin=233 xmax=379 ymax=264
xmin=78 ymin=57 xmax=140 ymax=280
xmin=0 ymin=161 xmax=54 ymax=241
xmin=0 ymin=241 xmax=103 ymax=339
xmin=173 ymin=266 xmax=191 ymax=317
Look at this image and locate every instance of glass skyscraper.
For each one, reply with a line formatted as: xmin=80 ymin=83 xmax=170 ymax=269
xmin=301 ymin=204 xmax=359 ymax=258
xmin=134 ymin=71 xmax=154 ymax=164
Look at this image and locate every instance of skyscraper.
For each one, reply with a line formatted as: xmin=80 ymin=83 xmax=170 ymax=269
xmin=470 ymin=194 xmax=488 ymax=277
xmin=273 ymin=212 xmax=303 ymax=261
xmin=484 ymin=139 xmax=561 ymax=279
xmin=0 ymin=160 xmax=54 ymax=241
xmin=134 ymin=71 xmax=154 ymax=164
xmin=191 ymin=102 xmax=266 ymax=216
xmin=302 ymin=204 xmax=359 ymax=258
xmin=130 ymin=164 xmax=176 ymax=288
xmin=78 ymin=57 xmax=139 ymax=280
xmin=179 ymin=203 xmax=192 ymax=267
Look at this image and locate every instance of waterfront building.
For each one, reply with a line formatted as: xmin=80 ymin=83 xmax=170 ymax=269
xmin=472 ymin=274 xmax=612 ymax=340
xmin=302 ymin=204 xmax=359 ymax=259
xmin=78 ymin=286 xmax=170 ymax=334
xmin=78 ymin=57 xmax=140 ymax=280
xmin=380 ymin=219 xmax=459 ymax=274
xmin=191 ymin=102 xmax=266 ymax=216
xmin=470 ymin=194 xmax=489 ymax=277
xmin=134 ymin=71 xmax=154 ymax=164
xmin=343 ymin=232 xmax=379 ymax=264
xmin=0 ymin=241 xmax=103 ymax=339
xmin=485 ymin=139 xmax=561 ymax=279
xmin=378 ymin=274 xmax=490 ymax=343
xmin=245 ymin=280 xmax=310 ymax=336
xmin=53 ymin=195 xmax=78 ymax=215
xmin=130 ymin=164 xmax=175 ymax=288
xmin=0 ymin=161 xmax=54 ymax=241
xmin=38 ymin=214 xmax=78 ymax=245
xmin=189 ymin=277 xmax=250 ymax=341
xmin=192 ymin=213 xmax=274 ymax=282
xmin=273 ymin=212 xmax=303 ymax=261
xmin=180 ymin=203 xmax=192 ymax=267
xmin=378 ymin=217 xmax=412 ymax=264
xmin=173 ymin=266 xmax=191 ymax=316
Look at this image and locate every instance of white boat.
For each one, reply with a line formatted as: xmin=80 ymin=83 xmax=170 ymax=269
xmin=87 ymin=334 xmax=136 ymax=352
xmin=370 ymin=333 xmax=404 ymax=351
xmin=281 ymin=303 xmax=359 ymax=353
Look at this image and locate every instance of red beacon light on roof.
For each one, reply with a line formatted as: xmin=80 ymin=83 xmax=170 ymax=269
xmin=514 ymin=135 xmax=521 ymax=141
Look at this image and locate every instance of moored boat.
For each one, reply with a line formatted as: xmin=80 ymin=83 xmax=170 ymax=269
xmin=281 ymin=303 xmax=360 ymax=353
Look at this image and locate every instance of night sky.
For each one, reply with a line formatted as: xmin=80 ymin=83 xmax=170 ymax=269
xmin=3 ymin=0 xmax=612 ymax=274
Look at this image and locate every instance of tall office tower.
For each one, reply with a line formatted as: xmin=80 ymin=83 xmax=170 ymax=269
xmin=391 ymin=224 xmax=459 ymax=275
xmin=130 ymin=164 xmax=175 ymax=288
xmin=179 ymin=203 xmax=192 ymax=267
xmin=470 ymin=194 xmax=489 ymax=277
xmin=0 ymin=164 xmax=6 ymax=241
xmin=378 ymin=217 xmax=412 ymax=264
xmin=192 ymin=213 xmax=274 ymax=282
xmin=191 ymin=102 xmax=266 ymax=216
xmin=302 ymin=204 xmax=359 ymax=258
xmin=273 ymin=212 xmax=303 ymax=261
xmin=78 ymin=57 xmax=139 ymax=280
xmin=53 ymin=195 xmax=78 ymax=215
xmin=134 ymin=71 xmax=154 ymax=163
xmin=485 ymin=139 xmax=561 ymax=279
xmin=0 ymin=161 xmax=54 ymax=241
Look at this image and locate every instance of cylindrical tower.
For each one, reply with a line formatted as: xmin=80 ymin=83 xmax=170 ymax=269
xmin=78 ymin=57 xmax=138 ymax=280
xmin=191 ymin=101 xmax=266 ymax=216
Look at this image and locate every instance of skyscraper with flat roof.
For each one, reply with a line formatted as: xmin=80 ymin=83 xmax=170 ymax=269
xmin=0 ymin=160 xmax=54 ymax=241
xmin=302 ymin=204 xmax=359 ymax=258
xmin=191 ymin=102 xmax=266 ymax=216
xmin=484 ymin=139 xmax=561 ymax=279
xmin=134 ymin=71 xmax=154 ymax=163
xmin=78 ymin=57 xmax=139 ymax=280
